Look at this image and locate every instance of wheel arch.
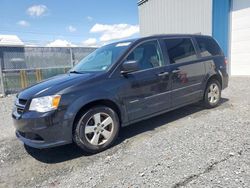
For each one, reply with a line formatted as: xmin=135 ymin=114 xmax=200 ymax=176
xmin=72 ymin=99 xmax=122 ymax=134
xmin=206 ymin=74 xmax=222 ymax=87
xmin=203 ymin=74 xmax=222 ymax=98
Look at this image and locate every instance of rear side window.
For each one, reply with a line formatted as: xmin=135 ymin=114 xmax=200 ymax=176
xmin=164 ymin=38 xmax=197 ymax=64
xmin=195 ymin=37 xmax=222 ymax=57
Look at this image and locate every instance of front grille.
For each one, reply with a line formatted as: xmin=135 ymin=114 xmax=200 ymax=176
xmin=18 ymin=131 xmax=44 ymax=141
xmin=17 ymin=107 xmax=24 ymax=114
xmin=18 ymin=99 xmax=27 ymax=106
xmin=15 ymin=98 xmax=28 ymax=115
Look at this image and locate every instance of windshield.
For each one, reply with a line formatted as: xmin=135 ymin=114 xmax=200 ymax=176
xmin=71 ymin=42 xmax=132 ymax=72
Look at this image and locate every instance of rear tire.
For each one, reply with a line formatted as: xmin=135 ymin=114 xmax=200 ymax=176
xmin=204 ymin=79 xmax=221 ymax=108
xmin=73 ymin=106 xmax=120 ymax=153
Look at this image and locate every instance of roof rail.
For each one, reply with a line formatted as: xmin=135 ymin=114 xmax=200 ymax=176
xmin=138 ymin=0 xmax=148 ymax=6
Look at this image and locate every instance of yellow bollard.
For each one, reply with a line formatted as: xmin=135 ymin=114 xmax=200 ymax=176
xmin=38 ymin=69 xmax=42 ymax=82
xmin=20 ymin=70 xmax=24 ymax=88
xmin=20 ymin=70 xmax=28 ymax=89
xmin=35 ymin=69 xmax=38 ymax=82
xmin=35 ymin=69 xmax=42 ymax=82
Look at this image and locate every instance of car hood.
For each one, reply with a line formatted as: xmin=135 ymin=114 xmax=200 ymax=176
xmin=18 ymin=72 xmax=98 ymax=99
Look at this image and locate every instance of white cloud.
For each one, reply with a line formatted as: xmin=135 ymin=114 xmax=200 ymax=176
xmin=17 ymin=20 xmax=30 ymax=27
xmin=0 ymin=35 xmax=24 ymax=46
xmin=82 ymin=38 xmax=98 ymax=47
xmin=46 ymin=39 xmax=77 ymax=47
xmin=27 ymin=5 xmax=48 ymax=17
xmin=68 ymin=25 xmax=77 ymax=32
xmin=90 ymin=23 xmax=139 ymax=42
xmin=86 ymin=16 xmax=93 ymax=21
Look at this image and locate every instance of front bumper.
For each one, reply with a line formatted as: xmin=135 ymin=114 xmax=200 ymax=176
xmin=12 ymin=109 xmax=72 ymax=149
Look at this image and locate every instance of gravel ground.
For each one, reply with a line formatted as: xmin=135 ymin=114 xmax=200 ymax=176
xmin=0 ymin=77 xmax=249 ymax=188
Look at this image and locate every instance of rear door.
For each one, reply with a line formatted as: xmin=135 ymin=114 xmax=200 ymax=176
xmin=120 ymin=40 xmax=171 ymax=121
xmin=162 ymin=37 xmax=206 ymax=107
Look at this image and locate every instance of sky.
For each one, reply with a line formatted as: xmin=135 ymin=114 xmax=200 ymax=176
xmin=0 ymin=0 xmax=139 ymax=47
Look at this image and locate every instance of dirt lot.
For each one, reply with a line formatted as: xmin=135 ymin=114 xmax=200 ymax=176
xmin=0 ymin=77 xmax=250 ymax=188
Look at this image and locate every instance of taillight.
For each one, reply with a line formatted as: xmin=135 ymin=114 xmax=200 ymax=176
xmin=224 ymin=58 xmax=228 ymax=65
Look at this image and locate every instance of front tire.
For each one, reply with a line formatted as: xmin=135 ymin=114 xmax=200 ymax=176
xmin=73 ymin=106 xmax=120 ymax=153
xmin=204 ymin=79 xmax=221 ymax=108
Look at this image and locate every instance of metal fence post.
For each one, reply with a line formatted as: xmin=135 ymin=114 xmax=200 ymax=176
xmin=69 ymin=48 xmax=74 ymax=68
xmin=0 ymin=58 xmax=5 ymax=97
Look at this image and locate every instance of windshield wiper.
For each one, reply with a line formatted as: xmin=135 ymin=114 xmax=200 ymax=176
xmin=69 ymin=70 xmax=83 ymax=74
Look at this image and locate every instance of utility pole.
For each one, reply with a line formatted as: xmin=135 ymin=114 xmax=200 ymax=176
xmin=0 ymin=57 xmax=5 ymax=97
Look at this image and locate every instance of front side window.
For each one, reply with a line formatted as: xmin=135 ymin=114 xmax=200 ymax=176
xmin=72 ymin=42 xmax=132 ymax=72
xmin=196 ymin=37 xmax=222 ymax=57
xmin=125 ymin=40 xmax=164 ymax=70
xmin=164 ymin=38 xmax=197 ymax=64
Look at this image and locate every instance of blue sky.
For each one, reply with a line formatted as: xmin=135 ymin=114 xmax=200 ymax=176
xmin=0 ymin=0 xmax=139 ymax=46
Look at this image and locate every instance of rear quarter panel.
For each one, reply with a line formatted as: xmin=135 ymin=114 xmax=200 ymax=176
xmin=202 ymin=55 xmax=228 ymax=90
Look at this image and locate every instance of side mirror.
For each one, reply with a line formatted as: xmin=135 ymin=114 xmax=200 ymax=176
xmin=121 ymin=60 xmax=139 ymax=74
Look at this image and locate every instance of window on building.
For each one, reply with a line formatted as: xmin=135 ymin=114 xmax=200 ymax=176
xmin=196 ymin=37 xmax=222 ymax=57
xmin=164 ymin=38 xmax=197 ymax=64
xmin=125 ymin=40 xmax=164 ymax=70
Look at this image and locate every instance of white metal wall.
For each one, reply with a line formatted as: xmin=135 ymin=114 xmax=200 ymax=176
xmin=230 ymin=0 xmax=250 ymax=75
xmin=138 ymin=0 xmax=213 ymax=36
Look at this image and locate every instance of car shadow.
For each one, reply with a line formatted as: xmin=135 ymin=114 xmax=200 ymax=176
xmin=25 ymin=98 xmax=229 ymax=164
xmin=115 ymin=98 xmax=229 ymax=145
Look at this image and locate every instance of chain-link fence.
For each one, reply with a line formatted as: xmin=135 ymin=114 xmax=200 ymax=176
xmin=0 ymin=46 xmax=96 ymax=95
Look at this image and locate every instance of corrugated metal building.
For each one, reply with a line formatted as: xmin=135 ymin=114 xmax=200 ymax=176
xmin=138 ymin=0 xmax=250 ymax=75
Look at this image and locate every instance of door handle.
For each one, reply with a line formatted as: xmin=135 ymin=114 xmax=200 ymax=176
xmin=157 ymin=72 xmax=169 ymax=77
xmin=172 ymin=69 xmax=181 ymax=74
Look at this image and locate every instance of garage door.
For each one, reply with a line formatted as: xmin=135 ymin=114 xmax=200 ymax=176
xmin=231 ymin=0 xmax=250 ymax=75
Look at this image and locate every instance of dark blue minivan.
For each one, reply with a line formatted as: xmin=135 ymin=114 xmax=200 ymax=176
xmin=12 ymin=34 xmax=228 ymax=153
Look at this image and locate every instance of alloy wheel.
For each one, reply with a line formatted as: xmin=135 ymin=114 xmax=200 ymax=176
xmin=208 ymin=83 xmax=220 ymax=104
xmin=84 ymin=112 xmax=114 ymax=146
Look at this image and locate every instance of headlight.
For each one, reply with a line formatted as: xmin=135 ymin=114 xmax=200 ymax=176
xmin=29 ymin=95 xmax=61 ymax=112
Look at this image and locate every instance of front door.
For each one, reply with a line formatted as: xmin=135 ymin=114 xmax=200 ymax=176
xmin=120 ymin=40 xmax=171 ymax=121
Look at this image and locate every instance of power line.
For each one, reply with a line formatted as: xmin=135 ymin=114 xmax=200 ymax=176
xmin=0 ymin=28 xmax=86 ymax=38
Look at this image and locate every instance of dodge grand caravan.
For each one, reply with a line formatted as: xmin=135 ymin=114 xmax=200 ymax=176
xmin=12 ymin=34 xmax=228 ymax=153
